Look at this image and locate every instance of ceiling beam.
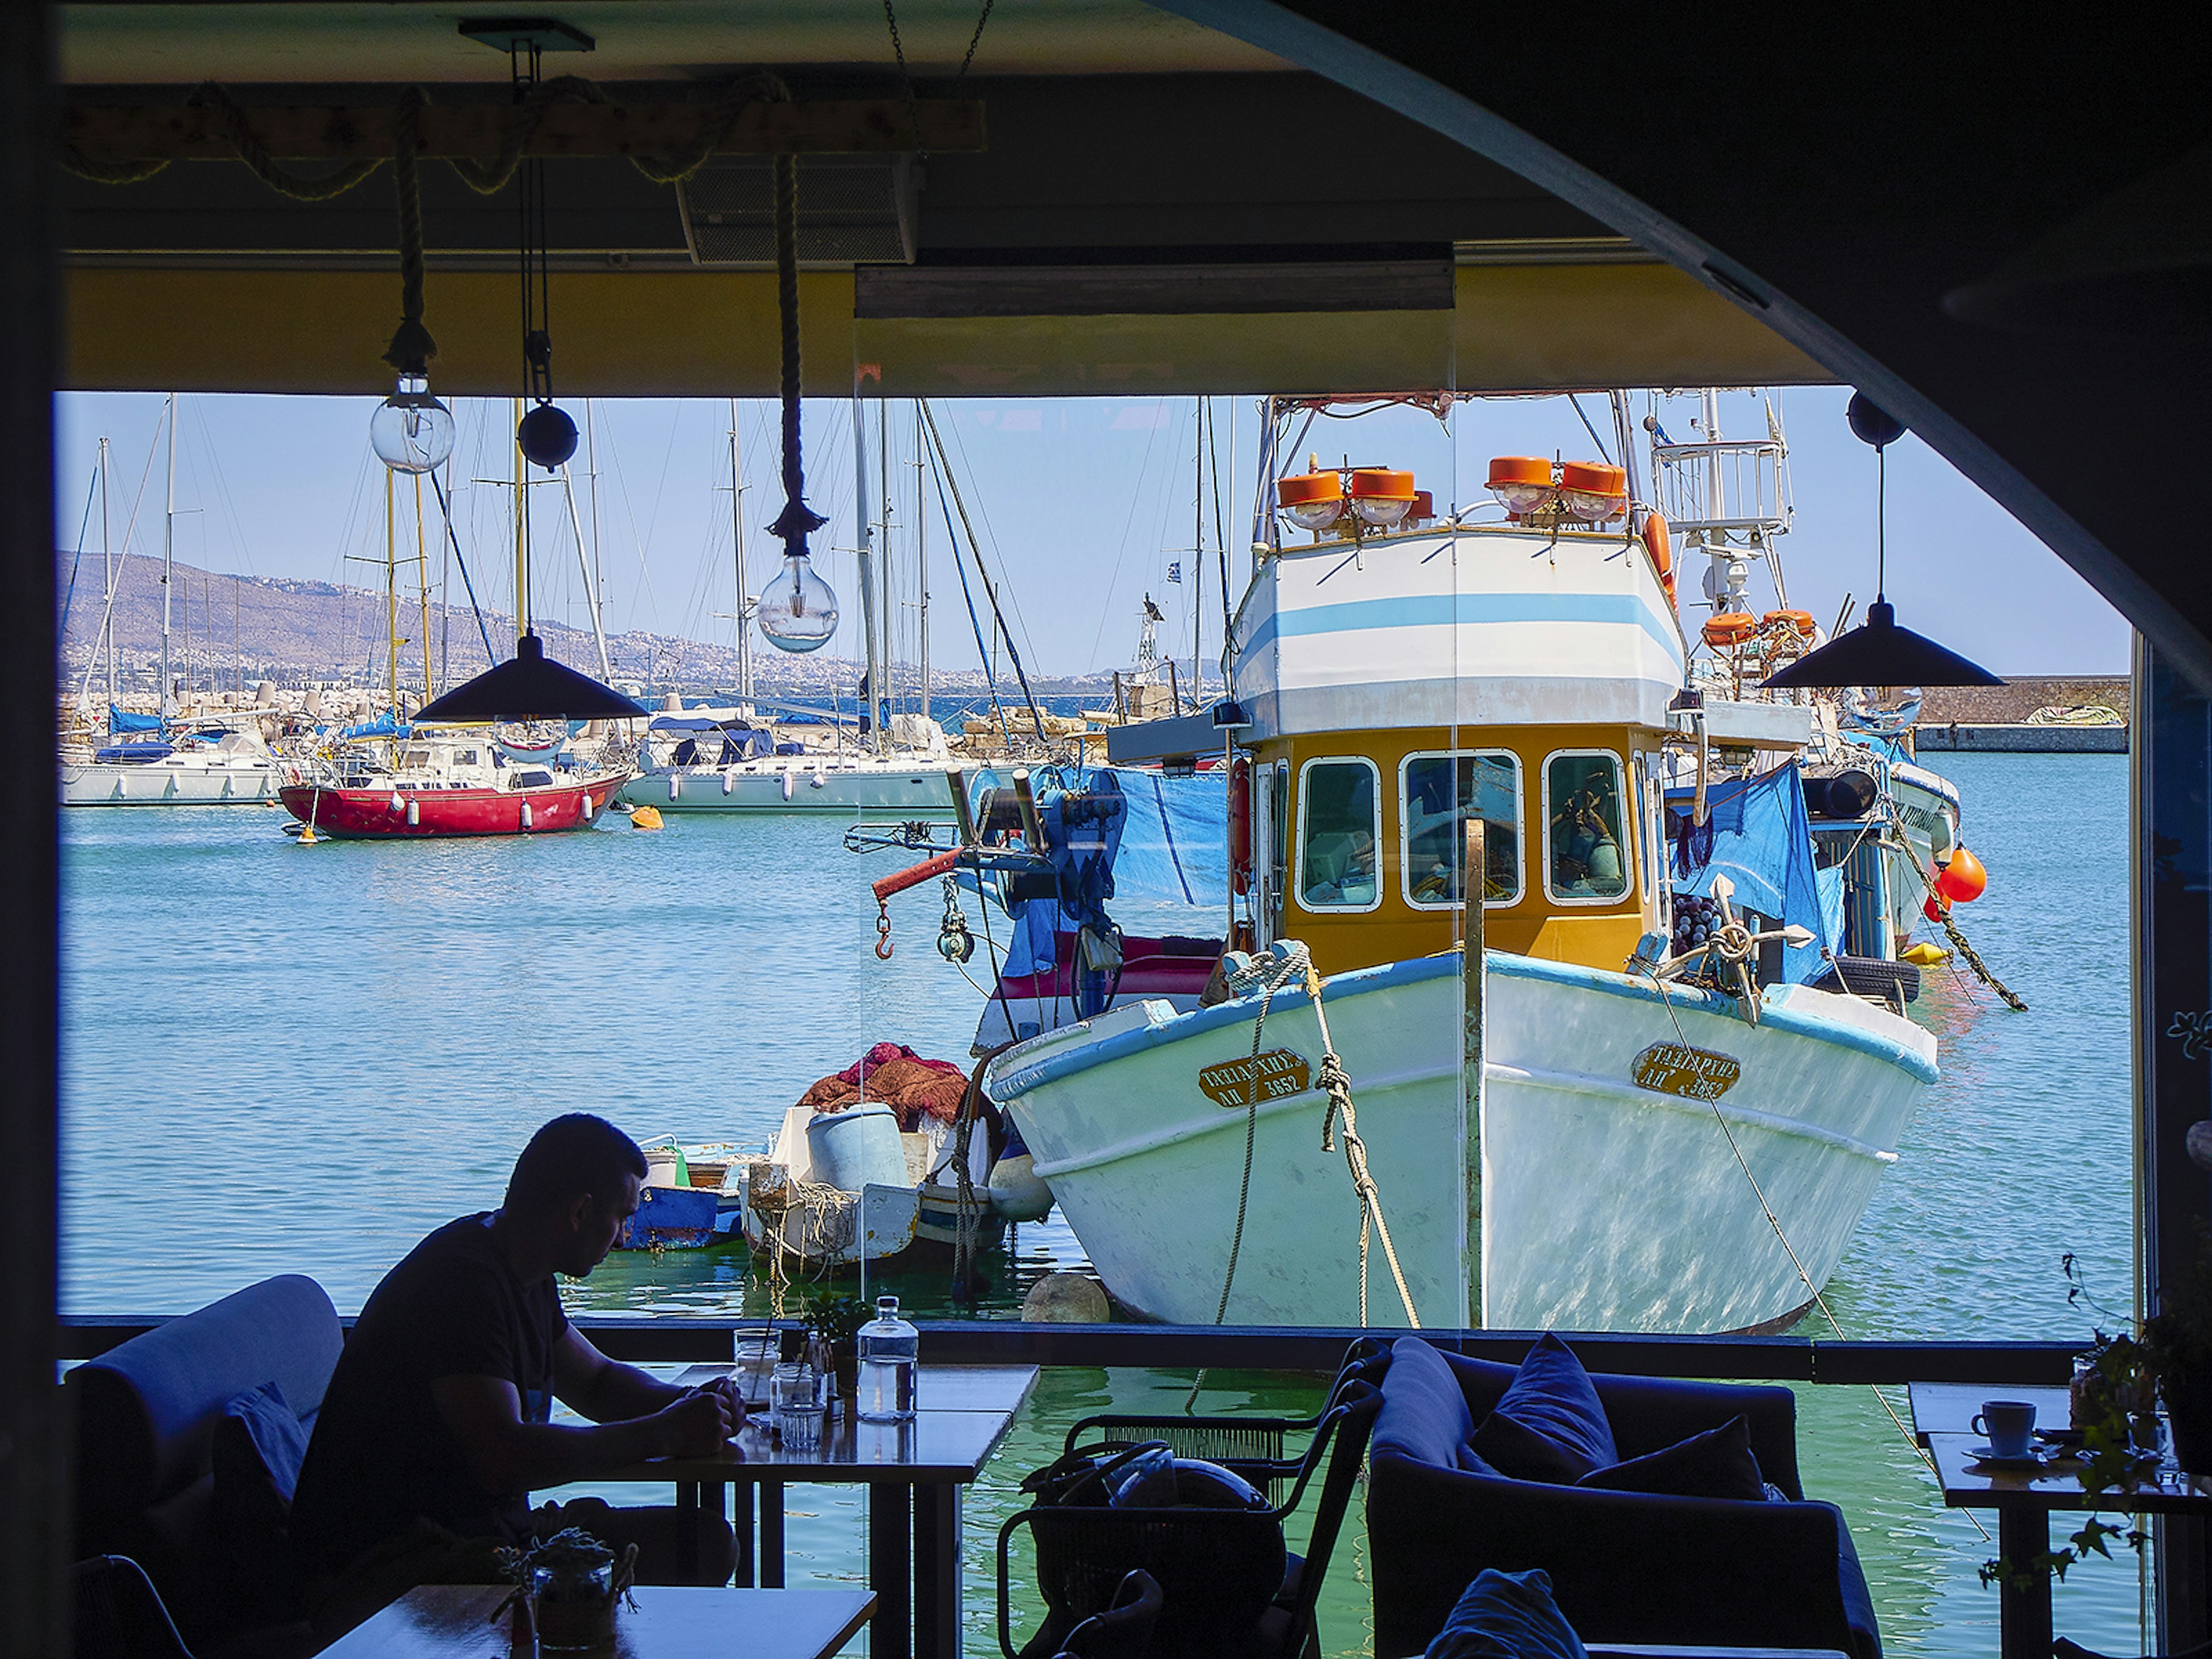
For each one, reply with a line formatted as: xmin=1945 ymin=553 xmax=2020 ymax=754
xmin=60 ymin=96 xmax=984 ymax=163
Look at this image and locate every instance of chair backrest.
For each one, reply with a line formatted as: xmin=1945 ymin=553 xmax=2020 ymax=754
xmin=74 ymin=1555 xmax=196 ymax=1659
xmin=1277 ymin=1351 xmax=1389 ymax=1653
xmin=1054 ymin=1570 xmax=1163 ymax=1659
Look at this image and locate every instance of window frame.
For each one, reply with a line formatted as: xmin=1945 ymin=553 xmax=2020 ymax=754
xmin=1541 ymin=747 xmax=1636 ymax=907
xmin=1293 ymin=754 xmax=1384 ymax=915
xmin=1396 ymin=748 xmax=1525 ymax=911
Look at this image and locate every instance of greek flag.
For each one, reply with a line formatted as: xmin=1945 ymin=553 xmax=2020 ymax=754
xmin=1166 ymin=562 xmax=1182 ymax=584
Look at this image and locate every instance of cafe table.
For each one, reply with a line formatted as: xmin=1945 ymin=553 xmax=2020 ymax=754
xmin=605 ymin=1363 xmax=1039 ymax=1659
xmin=315 ymin=1584 xmax=875 ymax=1658
xmin=1925 ymin=1430 xmax=2212 ymax=1659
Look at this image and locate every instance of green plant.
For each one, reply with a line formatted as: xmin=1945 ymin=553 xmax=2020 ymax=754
xmin=804 ymin=1290 xmax=870 ymax=1348
xmin=1979 ymin=1259 xmax=2153 ymax=1592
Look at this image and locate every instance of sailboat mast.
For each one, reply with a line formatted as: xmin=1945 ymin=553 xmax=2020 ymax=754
xmin=161 ymin=393 xmax=175 ymax=715
xmin=411 ymin=476 xmax=431 ymax=699
xmin=1192 ymin=396 xmax=1203 ymax=709
xmin=916 ymin=403 xmax=929 ymax=717
xmin=99 ymin=436 xmax=114 ymax=706
xmin=729 ymin=398 xmax=750 ymax=702
xmin=852 ymin=390 xmax=884 ymax=753
xmin=385 ymin=467 xmax=399 ymax=715
xmin=560 ymin=469 xmax=612 ymax=676
xmin=586 ymin=400 xmax=606 ymax=653
xmin=879 ymin=395 xmax=893 ymax=714
xmin=511 ymin=396 xmax=528 ymax=647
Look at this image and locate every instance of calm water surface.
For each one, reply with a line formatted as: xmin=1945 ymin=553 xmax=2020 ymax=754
xmin=60 ymin=750 xmax=2137 ymax=1654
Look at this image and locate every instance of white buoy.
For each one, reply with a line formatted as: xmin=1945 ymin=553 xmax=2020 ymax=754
xmin=722 ymin=771 xmax=734 ymax=795
xmin=669 ymin=773 xmax=681 ymax=801
xmin=582 ymin=793 xmax=594 ymax=816
xmin=389 ymin=792 xmax=404 ymax=813
xmin=521 ymin=801 xmax=533 ymax=831
xmin=781 ymin=771 xmax=795 ymax=801
xmin=406 ymin=798 xmax=419 ymax=826
xmin=811 ymin=767 xmax=827 ymax=790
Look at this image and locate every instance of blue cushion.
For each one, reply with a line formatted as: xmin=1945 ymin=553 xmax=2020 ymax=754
xmin=1425 ymin=1567 xmax=1588 ymax=1659
xmin=1574 ymin=1414 xmax=1766 ymax=1501
xmin=1471 ymin=1333 xmax=1618 ymax=1483
xmin=214 ymin=1379 xmax=308 ymax=1505
xmin=1376 ymin=1338 xmax=1478 ymax=1470
xmin=211 ymin=1380 xmax=309 ymax=1622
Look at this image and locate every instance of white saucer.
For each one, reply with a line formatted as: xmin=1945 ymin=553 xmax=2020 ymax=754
xmin=1968 ymin=1444 xmax=2048 ymax=1470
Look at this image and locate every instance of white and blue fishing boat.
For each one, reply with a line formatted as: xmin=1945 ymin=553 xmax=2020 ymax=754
xmin=979 ymin=398 xmax=1938 ymax=1335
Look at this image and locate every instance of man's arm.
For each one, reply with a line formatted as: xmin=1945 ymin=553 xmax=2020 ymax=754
xmin=551 ymin=1324 xmax=699 ymax=1424
xmin=429 ymin=1373 xmax=734 ymax=1496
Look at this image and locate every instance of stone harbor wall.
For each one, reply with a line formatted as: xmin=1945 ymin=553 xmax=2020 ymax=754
xmin=1918 ymin=676 xmax=2129 ymax=724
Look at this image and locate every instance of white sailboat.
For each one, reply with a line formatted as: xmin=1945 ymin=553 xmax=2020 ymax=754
xmin=979 ymin=394 xmax=1938 ymax=1335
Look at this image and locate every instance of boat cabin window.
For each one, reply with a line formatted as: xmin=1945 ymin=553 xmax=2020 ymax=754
xmin=1400 ymin=751 xmax=1522 ymax=908
xmin=1544 ymin=751 xmax=1631 ymax=903
xmin=399 ymin=747 xmax=430 ymax=770
xmin=454 ymin=748 xmax=480 ymax=768
xmin=1297 ymin=757 xmax=1380 ymax=911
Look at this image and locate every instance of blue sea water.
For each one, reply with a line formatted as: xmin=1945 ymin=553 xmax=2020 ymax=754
xmin=59 ymin=749 xmax=2138 ymax=1655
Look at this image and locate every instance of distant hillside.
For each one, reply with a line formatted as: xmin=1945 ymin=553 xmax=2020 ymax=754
xmin=52 ymin=550 xmax=1158 ymax=703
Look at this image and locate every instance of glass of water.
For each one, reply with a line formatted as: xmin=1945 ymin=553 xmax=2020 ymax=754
xmin=773 ymin=1363 xmax=823 ymax=1453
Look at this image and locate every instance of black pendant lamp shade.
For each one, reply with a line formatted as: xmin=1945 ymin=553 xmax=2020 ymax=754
xmin=1763 ymin=600 xmax=2002 ymax=688
xmin=1762 ymin=393 xmax=2003 ymax=690
xmin=414 ymin=631 xmax=647 ymax=722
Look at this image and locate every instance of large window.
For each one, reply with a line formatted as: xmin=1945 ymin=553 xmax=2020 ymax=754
xmin=1544 ymin=751 xmax=1631 ymax=902
xmin=1297 ymin=758 xmax=1381 ymax=911
xmin=1401 ymin=752 xmax=1522 ymax=908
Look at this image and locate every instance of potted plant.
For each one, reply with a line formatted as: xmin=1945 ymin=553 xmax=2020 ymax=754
xmin=806 ymin=1290 xmax=870 ymax=1404
xmin=493 ymin=1528 xmax=637 ymax=1652
xmin=2145 ymin=1232 xmax=2212 ymax=1474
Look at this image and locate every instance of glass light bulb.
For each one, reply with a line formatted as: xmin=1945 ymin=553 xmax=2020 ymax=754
xmin=757 ymin=554 xmax=839 ymax=653
xmin=370 ymin=373 xmax=456 ymax=474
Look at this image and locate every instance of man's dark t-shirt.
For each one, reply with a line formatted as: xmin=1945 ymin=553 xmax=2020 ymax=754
xmin=291 ymin=1213 xmax=567 ymax=1576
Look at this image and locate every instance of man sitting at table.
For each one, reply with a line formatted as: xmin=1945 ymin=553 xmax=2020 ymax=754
xmin=292 ymin=1113 xmax=743 ymax=1634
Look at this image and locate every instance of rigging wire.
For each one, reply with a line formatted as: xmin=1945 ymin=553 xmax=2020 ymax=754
xmin=1567 ymin=393 xmax=1614 ymax=466
xmin=919 ymin=399 xmax=1049 ymax=740
xmin=925 ymin=431 xmax=1012 ymax=744
xmin=426 ymin=467 xmax=499 ymax=666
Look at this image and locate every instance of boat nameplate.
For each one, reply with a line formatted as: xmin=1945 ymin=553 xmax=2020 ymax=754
xmin=1630 ymin=1041 xmax=1741 ymax=1102
xmin=1198 ymin=1047 xmax=1313 ymax=1108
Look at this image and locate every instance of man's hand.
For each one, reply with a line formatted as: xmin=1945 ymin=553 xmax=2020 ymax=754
xmin=656 ymin=1385 xmax=741 ymax=1457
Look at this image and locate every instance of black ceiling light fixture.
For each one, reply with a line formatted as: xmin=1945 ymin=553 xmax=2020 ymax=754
xmin=1763 ymin=393 xmax=2002 ymax=690
xmin=415 ymin=17 xmax=642 ymax=725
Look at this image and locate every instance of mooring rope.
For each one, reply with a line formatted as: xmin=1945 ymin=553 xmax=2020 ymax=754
xmin=1893 ymin=831 xmax=2027 ymax=1011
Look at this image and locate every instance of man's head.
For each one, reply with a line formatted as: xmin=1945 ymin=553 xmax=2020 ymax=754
xmin=503 ymin=1113 xmax=648 ymax=1277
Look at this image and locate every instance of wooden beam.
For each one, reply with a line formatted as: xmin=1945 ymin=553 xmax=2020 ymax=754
xmin=60 ymin=97 xmax=984 ymax=162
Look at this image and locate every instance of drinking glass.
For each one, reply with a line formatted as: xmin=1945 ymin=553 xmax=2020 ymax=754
xmin=774 ymin=1363 xmax=823 ymax=1453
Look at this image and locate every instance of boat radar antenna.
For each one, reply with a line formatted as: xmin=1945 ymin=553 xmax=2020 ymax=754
xmin=1643 ymin=389 xmax=1795 ymax=620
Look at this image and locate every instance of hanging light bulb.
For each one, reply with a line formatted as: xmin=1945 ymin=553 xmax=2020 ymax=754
xmin=757 ymin=552 xmax=839 ymax=653
xmin=370 ymin=372 xmax=456 ymax=474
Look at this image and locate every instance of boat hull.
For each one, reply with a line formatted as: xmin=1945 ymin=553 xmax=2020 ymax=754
xmin=619 ymin=761 xmax=961 ymax=815
xmin=278 ymin=771 xmax=628 ymax=839
xmin=986 ymin=950 xmax=1936 ymax=1334
xmin=62 ymin=759 xmax=280 ymax=806
xmin=619 ymin=1184 xmax=724 ymax=1250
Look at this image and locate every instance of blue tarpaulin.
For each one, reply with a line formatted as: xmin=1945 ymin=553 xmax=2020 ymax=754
xmin=1665 ymin=762 xmax=1835 ymax=983
xmin=335 ymin=711 xmax=410 ymax=742
xmin=108 ymin=706 xmax=164 ymax=734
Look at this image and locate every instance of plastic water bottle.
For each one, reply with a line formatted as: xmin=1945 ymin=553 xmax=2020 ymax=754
xmin=857 ymin=1295 xmax=919 ymax=1423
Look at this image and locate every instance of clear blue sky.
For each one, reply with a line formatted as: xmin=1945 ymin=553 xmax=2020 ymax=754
xmin=53 ymin=385 xmax=2130 ymax=680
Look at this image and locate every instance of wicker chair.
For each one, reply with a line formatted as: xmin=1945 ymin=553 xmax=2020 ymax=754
xmin=74 ymin=1556 xmax=196 ymax=1659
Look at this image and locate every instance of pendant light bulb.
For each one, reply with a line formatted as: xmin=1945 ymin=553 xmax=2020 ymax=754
xmin=370 ymin=372 xmax=456 ymax=474
xmin=757 ymin=552 xmax=839 ymax=653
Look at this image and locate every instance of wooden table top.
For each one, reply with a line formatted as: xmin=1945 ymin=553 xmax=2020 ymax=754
xmin=1906 ymin=1382 xmax=2073 ymax=1445
xmin=317 ymin=1585 xmax=875 ymax=1658
xmin=609 ymin=1366 xmax=1038 ymax=1485
xmin=1928 ymin=1432 xmax=2212 ymax=1514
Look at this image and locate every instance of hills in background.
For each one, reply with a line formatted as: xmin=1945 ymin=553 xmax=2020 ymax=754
xmin=54 ymin=550 xmax=1142 ymax=703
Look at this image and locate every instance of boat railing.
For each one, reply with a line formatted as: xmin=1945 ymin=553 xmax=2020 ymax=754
xmin=1650 ymin=436 xmax=1791 ymax=541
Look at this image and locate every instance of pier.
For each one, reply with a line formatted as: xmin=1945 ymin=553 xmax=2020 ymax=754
xmin=5 ymin=7 xmax=2208 ymax=1659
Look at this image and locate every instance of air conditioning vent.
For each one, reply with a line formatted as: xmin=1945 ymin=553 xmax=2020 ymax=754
xmin=677 ymin=155 xmax=916 ymax=267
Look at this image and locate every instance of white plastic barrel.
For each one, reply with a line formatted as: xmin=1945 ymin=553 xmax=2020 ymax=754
xmin=805 ymin=1105 xmax=908 ymax=1193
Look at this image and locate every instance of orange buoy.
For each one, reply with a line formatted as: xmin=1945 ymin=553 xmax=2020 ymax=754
xmin=1642 ymin=509 xmax=1673 ymax=583
xmin=1924 ymin=893 xmax=1950 ymax=924
xmin=1702 ymin=612 xmax=1758 ymax=648
xmin=1763 ymin=609 xmax=1819 ymax=638
xmin=1934 ymin=845 xmax=1988 ymax=903
xmin=1227 ymin=756 xmax=1252 ymax=896
xmin=1487 ymin=455 xmax=1555 ymax=514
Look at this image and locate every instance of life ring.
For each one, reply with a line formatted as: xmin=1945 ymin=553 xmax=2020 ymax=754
xmin=1702 ymin=612 xmax=1758 ymax=648
xmin=1227 ymin=755 xmax=1253 ymax=896
xmin=1643 ymin=510 xmax=1673 ymax=584
xmin=1763 ymin=608 xmax=1817 ymax=638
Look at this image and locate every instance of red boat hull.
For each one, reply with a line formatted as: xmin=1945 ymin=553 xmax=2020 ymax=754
xmin=278 ymin=771 xmax=630 ymax=839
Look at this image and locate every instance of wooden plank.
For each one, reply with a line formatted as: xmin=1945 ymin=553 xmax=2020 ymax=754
xmin=60 ymin=98 xmax=985 ymax=161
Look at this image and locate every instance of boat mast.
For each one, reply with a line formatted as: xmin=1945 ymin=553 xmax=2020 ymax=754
xmin=411 ymin=476 xmax=431 ymax=699
xmin=161 ymin=392 xmax=175 ymax=717
xmin=879 ymin=394 xmax=894 ymax=715
xmin=560 ymin=467 xmax=612 ymax=676
xmin=851 ymin=389 xmax=884 ymax=753
xmin=99 ymin=436 xmax=114 ymax=707
xmin=915 ymin=400 xmax=929 ymax=719
xmin=385 ymin=467 xmax=399 ymax=716
xmin=1193 ymin=395 xmax=1204 ymax=710
xmin=729 ymin=397 xmax=751 ymax=702
xmin=586 ymin=400 xmax=607 ymax=660
xmin=512 ymin=395 xmax=527 ymax=652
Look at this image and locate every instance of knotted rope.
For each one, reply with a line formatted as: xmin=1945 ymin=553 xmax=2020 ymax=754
xmin=1304 ymin=958 xmax=1420 ymax=1329
xmin=627 ymin=70 xmax=790 ymax=185
xmin=766 ymin=146 xmax=827 ymax=558
xmin=444 ymin=75 xmax=605 ymax=195
xmin=1894 ymin=832 xmax=2027 ymax=1011
xmin=382 ymin=86 xmax=436 ymax=374
xmin=185 ymin=82 xmax=385 ymax=200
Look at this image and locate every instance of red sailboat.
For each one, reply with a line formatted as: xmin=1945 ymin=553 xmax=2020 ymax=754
xmin=278 ymin=730 xmax=630 ymax=841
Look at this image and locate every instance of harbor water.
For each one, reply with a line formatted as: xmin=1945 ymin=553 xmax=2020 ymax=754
xmin=60 ymin=749 xmax=2137 ymax=1655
